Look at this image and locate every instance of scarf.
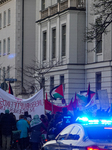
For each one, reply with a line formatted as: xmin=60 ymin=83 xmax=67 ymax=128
xmin=30 ymin=115 xmax=42 ymax=127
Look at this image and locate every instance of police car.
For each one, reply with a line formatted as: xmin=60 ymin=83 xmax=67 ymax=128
xmin=42 ymin=117 xmax=112 ymax=150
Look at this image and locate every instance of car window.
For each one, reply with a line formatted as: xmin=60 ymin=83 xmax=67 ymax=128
xmin=57 ymin=125 xmax=74 ymax=140
xmin=67 ymin=125 xmax=81 ymax=140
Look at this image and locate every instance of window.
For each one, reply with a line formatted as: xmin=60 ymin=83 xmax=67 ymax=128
xmin=42 ymin=0 xmax=45 ymax=10
xmin=0 ymin=68 xmax=1 ymax=83
xmin=67 ymin=126 xmax=81 ymax=140
xmin=60 ymin=75 xmax=64 ymax=84
xmin=43 ymin=31 xmax=47 ymax=61
xmin=0 ymin=41 xmax=1 ymax=56
xmin=60 ymin=75 xmax=65 ymax=91
xmin=95 ymin=18 xmax=102 ymax=53
xmin=42 ymin=77 xmax=45 ymax=97
xmin=8 ymin=9 xmax=11 ymax=25
xmin=0 ymin=13 xmax=2 ymax=28
xmin=3 ymin=39 xmax=6 ymax=55
xmin=57 ymin=125 xmax=73 ymax=140
xmin=96 ymin=72 xmax=101 ymax=99
xmin=62 ymin=25 xmax=66 ymax=56
xmin=50 ymin=76 xmax=54 ymax=91
xmin=7 ymin=37 xmax=10 ymax=54
xmin=3 ymin=11 xmax=6 ymax=27
xmin=52 ymin=28 xmax=56 ymax=59
xmin=7 ymin=66 xmax=10 ymax=78
xmin=3 ymin=67 xmax=5 ymax=80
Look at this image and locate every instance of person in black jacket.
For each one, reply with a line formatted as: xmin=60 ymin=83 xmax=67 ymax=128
xmin=0 ymin=109 xmax=16 ymax=150
xmin=29 ymin=115 xmax=47 ymax=150
xmin=24 ymin=111 xmax=32 ymax=122
xmin=47 ymin=113 xmax=62 ymax=140
xmin=0 ymin=113 xmax=4 ymax=148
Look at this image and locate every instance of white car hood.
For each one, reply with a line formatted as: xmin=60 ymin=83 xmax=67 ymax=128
xmin=43 ymin=140 xmax=57 ymax=147
xmin=43 ymin=139 xmax=112 ymax=149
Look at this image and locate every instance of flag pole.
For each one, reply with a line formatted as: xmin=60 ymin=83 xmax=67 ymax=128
xmin=43 ymin=89 xmax=46 ymax=115
xmin=52 ymin=99 xmax=53 ymax=114
xmin=44 ymin=92 xmax=47 ymax=115
xmin=87 ymin=82 xmax=90 ymax=103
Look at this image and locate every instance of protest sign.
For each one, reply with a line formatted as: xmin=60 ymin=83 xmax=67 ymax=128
xmin=0 ymin=88 xmax=44 ymax=119
xmin=98 ymin=89 xmax=109 ymax=110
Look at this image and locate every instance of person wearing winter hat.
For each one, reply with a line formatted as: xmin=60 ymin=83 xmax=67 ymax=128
xmin=29 ymin=115 xmax=47 ymax=150
xmin=0 ymin=109 xmax=16 ymax=150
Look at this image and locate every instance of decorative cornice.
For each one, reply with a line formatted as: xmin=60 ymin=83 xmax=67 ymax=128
xmin=0 ymin=0 xmax=11 ymax=6
xmin=36 ymin=7 xmax=85 ymax=23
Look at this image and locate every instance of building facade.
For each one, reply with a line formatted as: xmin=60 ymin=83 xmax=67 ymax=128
xmin=86 ymin=0 xmax=112 ymax=105
xmin=36 ymin=0 xmax=86 ymax=104
xmin=36 ymin=0 xmax=112 ymax=106
xmin=0 ymin=0 xmax=36 ymax=97
xmin=0 ymin=0 xmax=112 ymax=107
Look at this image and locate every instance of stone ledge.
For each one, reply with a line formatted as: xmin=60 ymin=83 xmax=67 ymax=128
xmin=0 ymin=0 xmax=11 ymax=6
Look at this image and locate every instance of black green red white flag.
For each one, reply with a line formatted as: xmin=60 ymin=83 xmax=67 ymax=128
xmin=50 ymin=84 xmax=64 ymax=100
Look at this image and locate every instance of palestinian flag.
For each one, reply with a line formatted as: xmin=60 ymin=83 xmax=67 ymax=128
xmin=77 ymin=83 xmax=94 ymax=105
xmin=50 ymin=84 xmax=64 ymax=100
xmin=77 ymin=90 xmax=95 ymax=104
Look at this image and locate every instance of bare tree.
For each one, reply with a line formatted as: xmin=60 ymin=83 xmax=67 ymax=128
xmin=15 ymin=59 xmax=62 ymax=96
xmin=86 ymin=0 xmax=112 ymax=51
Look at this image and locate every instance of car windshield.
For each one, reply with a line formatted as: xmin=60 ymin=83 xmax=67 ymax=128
xmin=56 ymin=124 xmax=74 ymax=140
xmin=85 ymin=125 xmax=112 ymax=140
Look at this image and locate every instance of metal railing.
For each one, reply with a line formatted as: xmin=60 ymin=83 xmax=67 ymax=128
xmin=0 ymin=0 xmax=9 ymax=4
xmin=40 ymin=0 xmax=86 ymax=20
xmin=77 ymin=0 xmax=85 ymax=8
xmin=60 ymin=0 xmax=68 ymax=12
xmin=41 ymin=8 xmax=48 ymax=20
xmin=50 ymin=4 xmax=58 ymax=16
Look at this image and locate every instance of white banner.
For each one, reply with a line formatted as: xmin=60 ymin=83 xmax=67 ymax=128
xmin=0 ymin=88 xmax=44 ymax=119
xmin=98 ymin=89 xmax=109 ymax=110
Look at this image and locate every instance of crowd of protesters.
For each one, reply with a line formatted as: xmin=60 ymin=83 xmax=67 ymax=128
xmin=0 ymin=110 xmax=50 ymax=150
xmin=0 ymin=107 xmax=112 ymax=150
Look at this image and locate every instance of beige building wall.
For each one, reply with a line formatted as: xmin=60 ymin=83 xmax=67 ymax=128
xmin=0 ymin=0 xmax=17 ymax=93
xmin=0 ymin=0 xmax=36 ymax=97
xmin=36 ymin=0 xmax=86 ymax=103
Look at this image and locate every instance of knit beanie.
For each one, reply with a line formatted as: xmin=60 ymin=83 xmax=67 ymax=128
xmin=5 ymin=109 xmax=9 ymax=114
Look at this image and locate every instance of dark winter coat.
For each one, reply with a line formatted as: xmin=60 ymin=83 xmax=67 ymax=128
xmin=0 ymin=113 xmax=16 ymax=136
xmin=29 ymin=122 xmax=47 ymax=143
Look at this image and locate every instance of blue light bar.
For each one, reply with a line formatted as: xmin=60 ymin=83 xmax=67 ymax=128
xmin=76 ymin=117 xmax=112 ymax=125
xmin=88 ymin=120 xmax=99 ymax=124
xmin=101 ymin=120 xmax=112 ymax=125
xmin=76 ymin=117 xmax=88 ymax=121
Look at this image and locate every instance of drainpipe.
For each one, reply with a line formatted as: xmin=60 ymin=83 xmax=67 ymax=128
xmin=85 ymin=0 xmax=88 ymax=89
xmin=22 ymin=0 xmax=24 ymax=92
xmin=85 ymin=0 xmax=88 ymax=65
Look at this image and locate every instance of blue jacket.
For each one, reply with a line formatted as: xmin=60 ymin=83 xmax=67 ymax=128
xmin=16 ymin=119 xmax=29 ymax=138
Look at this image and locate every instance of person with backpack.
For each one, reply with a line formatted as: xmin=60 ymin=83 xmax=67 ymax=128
xmin=29 ymin=115 xmax=47 ymax=150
